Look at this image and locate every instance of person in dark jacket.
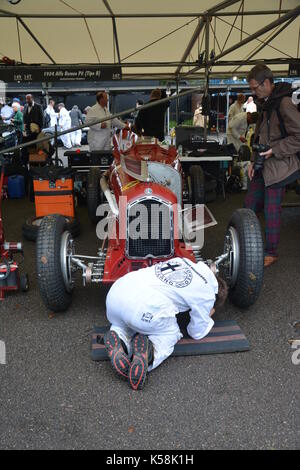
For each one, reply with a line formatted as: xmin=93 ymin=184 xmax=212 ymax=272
xmin=22 ymin=94 xmax=44 ymax=165
xmin=69 ymin=105 xmax=83 ymax=146
xmin=23 ymin=94 xmax=44 ymax=135
xmin=134 ymin=89 xmax=169 ymax=141
xmin=245 ymin=64 xmax=300 ymax=267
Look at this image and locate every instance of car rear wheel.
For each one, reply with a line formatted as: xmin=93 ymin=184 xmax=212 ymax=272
xmin=36 ymin=214 xmax=75 ymax=312
xmin=87 ymin=168 xmax=105 ymax=224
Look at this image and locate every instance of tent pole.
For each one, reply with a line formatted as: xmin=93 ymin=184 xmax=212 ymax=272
xmin=231 ymin=15 xmax=297 ymax=74
xmin=226 ymin=86 xmax=230 ymax=132
xmin=17 ymin=17 xmax=56 ymax=64
xmin=175 ymin=0 xmax=241 ymax=76
xmin=204 ymin=16 xmax=210 ymax=141
xmin=183 ymin=5 xmax=300 ymax=77
xmin=176 ymin=80 xmax=179 ymax=125
xmin=166 ymin=87 xmax=171 ymax=137
xmin=54 ymin=124 xmax=59 ymax=167
xmin=0 ymin=9 xmax=293 ymax=19
xmin=217 ymin=93 xmax=220 ymax=134
xmin=45 ymin=86 xmax=49 ymax=106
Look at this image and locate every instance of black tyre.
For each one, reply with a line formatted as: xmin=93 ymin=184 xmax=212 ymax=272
xmin=204 ymin=190 xmax=217 ymax=203
xmin=20 ymin=273 xmax=29 ymax=292
xmin=87 ymin=168 xmax=104 ymax=224
xmin=222 ymin=208 xmax=264 ymax=308
xmin=22 ymin=216 xmax=80 ymax=242
xmin=189 ymin=165 xmax=205 ymax=205
xmin=36 ymin=214 xmax=74 ymax=312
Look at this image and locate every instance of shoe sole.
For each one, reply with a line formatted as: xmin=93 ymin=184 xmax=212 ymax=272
xmin=104 ymin=330 xmax=131 ymax=380
xmin=264 ymin=257 xmax=278 ymax=268
xmin=129 ymin=334 xmax=149 ymax=391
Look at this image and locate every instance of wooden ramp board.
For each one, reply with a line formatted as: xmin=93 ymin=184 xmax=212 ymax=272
xmin=91 ymin=320 xmax=249 ymax=362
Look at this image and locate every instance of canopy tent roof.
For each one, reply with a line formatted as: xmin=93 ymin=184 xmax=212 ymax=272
xmin=0 ymin=0 xmax=299 ymax=79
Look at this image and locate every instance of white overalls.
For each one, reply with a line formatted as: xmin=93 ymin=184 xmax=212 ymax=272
xmin=227 ymin=112 xmax=248 ymax=152
xmin=46 ymin=105 xmax=58 ymax=127
xmin=58 ymin=107 xmax=72 ymax=149
xmin=106 ymin=258 xmax=218 ymax=371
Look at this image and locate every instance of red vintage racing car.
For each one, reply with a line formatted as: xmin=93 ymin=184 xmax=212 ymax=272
xmin=36 ymin=137 xmax=264 ymax=312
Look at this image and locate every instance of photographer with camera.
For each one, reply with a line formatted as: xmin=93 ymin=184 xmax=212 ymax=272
xmin=245 ymin=65 xmax=300 ymax=267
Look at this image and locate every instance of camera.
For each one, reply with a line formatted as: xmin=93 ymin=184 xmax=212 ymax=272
xmin=252 ymin=144 xmax=270 ymax=172
xmin=292 ymin=80 xmax=300 ymax=110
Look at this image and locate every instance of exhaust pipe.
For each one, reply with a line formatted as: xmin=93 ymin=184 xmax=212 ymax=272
xmin=100 ymin=173 xmax=119 ymax=217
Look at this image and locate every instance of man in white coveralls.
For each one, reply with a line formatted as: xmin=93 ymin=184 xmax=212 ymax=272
xmin=104 ymin=257 xmax=228 ymax=391
xmin=57 ymin=103 xmax=72 ymax=149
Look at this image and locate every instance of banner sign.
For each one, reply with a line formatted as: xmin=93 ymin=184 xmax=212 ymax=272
xmin=288 ymin=62 xmax=300 ymax=77
xmin=0 ymin=65 xmax=122 ymax=82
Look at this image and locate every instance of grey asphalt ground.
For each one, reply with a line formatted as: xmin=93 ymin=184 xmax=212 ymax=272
xmin=0 ymin=187 xmax=299 ymax=450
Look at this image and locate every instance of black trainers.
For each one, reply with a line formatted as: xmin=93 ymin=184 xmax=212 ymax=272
xmin=129 ymin=334 xmax=153 ymax=391
xmin=104 ymin=330 xmax=131 ymax=380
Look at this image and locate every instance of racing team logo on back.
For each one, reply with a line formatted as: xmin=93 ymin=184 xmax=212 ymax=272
xmin=155 ymin=260 xmax=193 ymax=288
xmin=141 ymin=312 xmax=153 ymax=323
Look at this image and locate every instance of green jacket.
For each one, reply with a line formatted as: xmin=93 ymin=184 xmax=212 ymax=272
xmin=13 ymin=110 xmax=24 ymax=132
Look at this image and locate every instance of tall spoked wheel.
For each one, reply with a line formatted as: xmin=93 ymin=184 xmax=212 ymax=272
xmin=87 ymin=168 xmax=105 ymax=224
xmin=222 ymin=208 xmax=264 ymax=308
xmin=189 ymin=165 xmax=205 ymax=205
xmin=36 ymin=214 xmax=75 ymax=313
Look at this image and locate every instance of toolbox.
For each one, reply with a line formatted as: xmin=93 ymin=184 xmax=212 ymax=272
xmin=90 ymin=151 xmax=113 ymax=167
xmin=64 ymin=150 xmax=113 ymax=169
xmin=65 ymin=150 xmax=91 ymax=167
xmin=32 ymin=167 xmax=75 ymax=218
xmin=29 ymin=148 xmax=48 ymax=164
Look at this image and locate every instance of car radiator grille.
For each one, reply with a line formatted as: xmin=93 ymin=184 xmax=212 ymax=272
xmin=127 ymin=197 xmax=173 ymax=258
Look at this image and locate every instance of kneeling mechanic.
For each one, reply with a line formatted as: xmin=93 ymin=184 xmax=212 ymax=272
xmin=104 ymin=257 xmax=228 ymax=391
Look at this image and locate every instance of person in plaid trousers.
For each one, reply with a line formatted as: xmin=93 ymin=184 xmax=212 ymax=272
xmin=245 ymin=65 xmax=300 ymax=267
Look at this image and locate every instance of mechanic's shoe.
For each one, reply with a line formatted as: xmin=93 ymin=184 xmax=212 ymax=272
xmin=104 ymin=330 xmax=131 ymax=380
xmin=264 ymin=255 xmax=278 ymax=268
xmin=129 ymin=334 xmax=153 ymax=391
